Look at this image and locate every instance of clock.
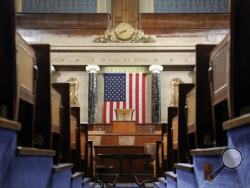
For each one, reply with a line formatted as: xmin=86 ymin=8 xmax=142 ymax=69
xmin=114 ymin=23 xmax=134 ymax=41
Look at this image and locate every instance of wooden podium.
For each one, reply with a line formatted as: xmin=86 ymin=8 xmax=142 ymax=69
xmin=115 ymin=109 xmax=134 ymax=121
xmin=112 ymin=121 xmax=136 ymax=134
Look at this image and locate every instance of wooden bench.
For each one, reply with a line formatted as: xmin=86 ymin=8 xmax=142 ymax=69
xmin=209 ymin=36 xmax=230 ymax=146
xmin=185 ymin=45 xmax=215 ymax=150
xmin=166 ymin=107 xmax=178 ymax=170
xmin=176 ymin=83 xmax=194 ymax=162
xmin=16 ymin=34 xmax=37 ymax=147
xmin=52 ymin=83 xmax=71 ymax=163
xmin=0 ymin=0 xmax=16 ymax=119
xmin=70 ymin=106 xmax=81 ymax=172
xmin=81 ymin=123 xmax=89 ymax=176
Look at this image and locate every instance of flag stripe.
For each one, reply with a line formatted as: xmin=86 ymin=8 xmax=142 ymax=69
xmin=129 ymin=74 xmax=133 ymax=109
xmin=110 ymin=102 xmax=113 ymax=123
xmin=103 ymin=101 xmax=107 ymax=123
xmin=138 ymin=73 xmax=142 ymax=123
xmin=142 ymin=74 xmax=146 ymax=123
xmin=136 ymin=74 xmax=139 ymax=123
xmin=132 ymin=74 xmax=136 ymax=120
xmin=126 ymin=73 xmax=129 ymax=109
xmin=106 ymin=102 xmax=110 ymax=123
xmin=113 ymin=102 xmax=117 ymax=121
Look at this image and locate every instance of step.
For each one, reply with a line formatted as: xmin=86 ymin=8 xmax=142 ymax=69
xmin=82 ymin=178 xmax=91 ymax=188
xmin=191 ymin=147 xmax=242 ymax=188
xmin=174 ymin=163 xmax=198 ymax=188
xmin=223 ymin=114 xmax=250 ymax=188
xmin=165 ymin=172 xmax=177 ymax=188
xmin=71 ymin=172 xmax=83 ymax=188
xmin=157 ymin=177 xmax=167 ymax=188
xmin=153 ymin=181 xmax=160 ymax=188
xmin=0 ymin=117 xmax=22 ymax=131
xmin=52 ymin=163 xmax=73 ymax=188
xmin=0 ymin=118 xmax=21 ymax=186
xmin=4 ymin=146 xmax=55 ymax=188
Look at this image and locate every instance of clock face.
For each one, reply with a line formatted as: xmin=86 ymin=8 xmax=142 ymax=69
xmin=115 ymin=23 xmax=134 ymax=41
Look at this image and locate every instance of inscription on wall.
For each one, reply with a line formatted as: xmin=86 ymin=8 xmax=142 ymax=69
xmin=51 ymin=51 xmax=195 ymax=66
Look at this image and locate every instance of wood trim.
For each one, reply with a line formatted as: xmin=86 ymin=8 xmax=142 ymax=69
xmin=94 ymin=145 xmax=143 ymax=149
xmin=165 ymin=171 xmax=177 ymax=180
xmin=71 ymin=172 xmax=83 ymax=180
xmin=210 ymin=35 xmax=229 ymax=60
xmin=16 ymin=13 xmax=110 ymax=29
xmin=187 ymin=123 xmax=195 ymax=134
xmin=19 ymin=86 xmax=34 ymax=104
xmin=163 ymin=65 xmax=195 ymax=71
xmin=140 ymin=13 xmax=229 ymax=29
xmin=0 ymin=118 xmax=21 ymax=131
xmin=190 ymin=147 xmax=226 ymax=156
xmin=174 ymin=163 xmax=194 ymax=172
xmin=89 ymin=133 xmax=161 ymax=136
xmin=17 ymin=146 xmax=56 ymax=156
xmin=223 ymin=113 xmax=250 ymax=130
xmin=53 ymin=163 xmax=74 ymax=173
xmin=212 ymin=85 xmax=228 ymax=106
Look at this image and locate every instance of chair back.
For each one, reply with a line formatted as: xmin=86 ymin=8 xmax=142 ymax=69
xmin=144 ymin=143 xmax=156 ymax=160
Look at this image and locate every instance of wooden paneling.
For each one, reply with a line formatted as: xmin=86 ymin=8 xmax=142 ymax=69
xmin=31 ymin=44 xmax=53 ymax=148
xmin=70 ymin=114 xmax=77 ymax=149
xmin=186 ymin=88 xmax=195 ymax=134
xmin=135 ymin=135 xmax=161 ymax=145
xmin=16 ymin=34 xmax=36 ymax=104
xmin=112 ymin=0 xmax=139 ymax=27
xmin=140 ymin=13 xmax=229 ymax=34
xmin=51 ymin=88 xmax=61 ymax=134
xmin=16 ymin=13 xmax=229 ymax=36
xmin=195 ymin=45 xmax=215 ymax=148
xmin=89 ymin=134 xmax=161 ymax=146
xmin=17 ymin=13 xmax=110 ymax=29
xmin=112 ymin=121 xmax=136 ymax=134
xmin=0 ymin=0 xmax=17 ymax=120
xmin=210 ymin=36 xmax=230 ymax=106
xmin=172 ymin=115 xmax=178 ymax=150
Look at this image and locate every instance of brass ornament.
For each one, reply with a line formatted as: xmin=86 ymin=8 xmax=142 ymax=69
xmin=67 ymin=77 xmax=80 ymax=106
xmin=94 ymin=22 xmax=156 ymax=43
xmin=169 ymin=78 xmax=183 ymax=107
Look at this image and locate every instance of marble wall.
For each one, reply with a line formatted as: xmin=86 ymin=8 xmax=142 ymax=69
xmin=52 ymin=71 xmax=89 ymax=123
xmin=52 ymin=69 xmax=193 ymax=123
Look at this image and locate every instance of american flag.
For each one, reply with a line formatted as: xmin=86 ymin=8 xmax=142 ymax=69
xmin=103 ymin=73 xmax=147 ymax=124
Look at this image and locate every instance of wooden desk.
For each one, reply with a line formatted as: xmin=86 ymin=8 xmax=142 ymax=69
xmin=97 ymin=153 xmax=151 ymax=175
xmin=89 ymin=133 xmax=161 ymax=146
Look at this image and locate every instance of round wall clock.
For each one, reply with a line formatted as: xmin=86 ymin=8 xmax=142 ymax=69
xmin=114 ymin=23 xmax=134 ymax=41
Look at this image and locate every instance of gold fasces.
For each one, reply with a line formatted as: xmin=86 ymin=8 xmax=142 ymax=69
xmin=67 ymin=77 xmax=80 ymax=106
xmin=169 ymin=78 xmax=183 ymax=107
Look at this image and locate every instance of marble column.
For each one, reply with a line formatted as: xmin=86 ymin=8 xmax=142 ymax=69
xmin=86 ymin=65 xmax=100 ymax=123
xmin=149 ymin=65 xmax=163 ymax=123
